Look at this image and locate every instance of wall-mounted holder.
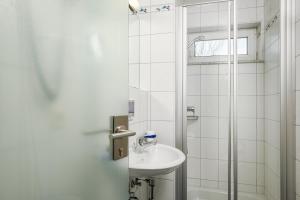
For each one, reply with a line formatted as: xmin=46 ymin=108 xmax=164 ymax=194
xmin=187 ymin=106 xmax=199 ymax=120
xmin=111 ymin=115 xmax=136 ymax=160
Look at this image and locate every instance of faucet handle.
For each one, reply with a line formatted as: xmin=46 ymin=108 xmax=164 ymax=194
xmin=144 ymin=131 xmax=157 ymax=139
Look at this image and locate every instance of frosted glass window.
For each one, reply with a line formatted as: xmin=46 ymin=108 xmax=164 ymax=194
xmin=194 ymin=37 xmax=248 ymax=57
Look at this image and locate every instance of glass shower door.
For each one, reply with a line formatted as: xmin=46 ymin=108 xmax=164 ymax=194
xmin=185 ymin=1 xmax=234 ymax=199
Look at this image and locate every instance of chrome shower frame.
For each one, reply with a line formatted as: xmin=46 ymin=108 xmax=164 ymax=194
xmin=175 ymin=1 xmax=237 ymax=200
xmin=175 ymin=0 xmax=296 ymax=199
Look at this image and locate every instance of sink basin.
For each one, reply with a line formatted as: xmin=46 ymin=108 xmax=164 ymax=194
xmin=129 ymin=144 xmax=186 ymax=177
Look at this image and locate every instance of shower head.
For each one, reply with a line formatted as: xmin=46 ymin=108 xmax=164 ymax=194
xmin=187 ymin=35 xmax=205 ymax=48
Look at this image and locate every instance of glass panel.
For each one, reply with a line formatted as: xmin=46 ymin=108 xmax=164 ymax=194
xmin=0 ymin=0 xmax=129 ymax=199
xmin=236 ymin=0 xmax=281 ymax=200
xmin=194 ymin=38 xmax=248 ymax=57
xmin=186 ymin=1 xmax=232 ymax=199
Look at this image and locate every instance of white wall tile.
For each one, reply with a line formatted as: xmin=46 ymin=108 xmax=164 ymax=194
xmin=218 ymin=10 xmax=229 ymax=27
xmin=129 ymin=15 xmax=140 ymax=36
xmin=188 ymin=157 xmax=201 ymax=178
xmin=187 ymin=75 xmax=201 ymax=95
xmin=238 ymin=162 xmax=256 ymax=185
xmin=201 ymin=4 xmax=218 ymax=13
xmin=219 ymin=96 xmax=229 ymax=118
xmin=257 ymin=63 xmax=264 ymax=74
xmin=201 ymin=180 xmax=218 ymax=189
xmin=187 ymin=119 xmax=201 ymax=138
xmin=151 ymin=11 xmax=175 ymax=34
xmin=257 ymin=119 xmax=264 ymax=141
xmin=201 ymin=117 xmax=218 ymax=138
xmin=129 ymin=64 xmax=140 ymax=88
xmin=219 ymin=75 xmax=229 ymax=96
xmin=201 ymin=96 xmax=218 ymax=117
xmin=201 ymin=65 xmax=218 ymax=74
xmin=201 ymin=138 xmax=218 ymax=159
xmin=187 ymin=65 xmax=201 ymax=75
xmin=153 ymin=179 xmax=174 ymax=200
xmin=151 ymin=0 xmax=175 ymax=5
xmin=201 ymin=12 xmax=218 ymax=27
xmin=237 ymin=0 xmax=257 ymax=9
xmin=296 ymin=1 xmax=300 ymax=22
xmin=139 ymin=13 xmax=151 ymax=35
xmin=238 ymin=140 xmax=257 ymax=162
xmin=187 ymin=13 xmax=200 ymax=28
xmin=257 ymin=0 xmax=264 ymax=7
xmin=187 ymin=5 xmax=201 ymax=14
xmin=238 ymin=184 xmax=257 ymax=193
xmin=151 ymin=63 xmax=175 ymax=91
xmin=151 ymin=33 xmax=175 ymax=62
xmin=151 ymin=121 xmax=175 ymax=146
xmin=140 ymin=64 xmax=150 ymax=90
xmin=238 ymin=63 xmax=257 ymax=74
xmin=238 ymin=8 xmax=257 ymax=24
xmin=238 ymin=74 xmax=257 ymax=95
xmin=187 ymin=137 xmax=201 ymax=157
xmin=237 ymin=96 xmax=257 ymax=118
xmin=201 ymin=159 xmax=218 ymax=181
xmin=150 ymin=92 xmax=175 ymax=120
xmin=140 ymin=35 xmax=150 ymax=63
xmin=139 ymin=0 xmax=150 ymax=6
xmin=237 ymin=118 xmax=257 ymax=140
xmin=257 ymin=141 xmax=264 ymax=163
xmin=219 ymin=118 xmax=229 ymax=139
xmin=129 ymin=36 xmax=139 ymax=63
xmin=219 ymin=160 xmax=228 ymax=181
xmin=257 ymin=74 xmax=264 ymax=95
xmin=219 ymin=139 xmax=229 ymax=160
xmin=201 ymin=75 xmax=218 ymax=95
xmin=257 ymin=95 xmax=264 ymax=118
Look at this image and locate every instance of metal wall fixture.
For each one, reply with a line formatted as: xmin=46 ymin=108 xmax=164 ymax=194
xmin=156 ymin=5 xmax=171 ymax=11
xmin=186 ymin=106 xmax=199 ymax=120
xmin=111 ymin=115 xmax=136 ymax=160
xmin=265 ymin=14 xmax=279 ymax=32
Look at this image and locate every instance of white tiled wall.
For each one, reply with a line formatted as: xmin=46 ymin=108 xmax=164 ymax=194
xmin=295 ymin=0 xmax=300 ymax=199
xmin=186 ymin=0 xmax=266 ymax=196
xmin=187 ymin=62 xmax=265 ymax=194
xmin=128 ymin=0 xmax=176 ymax=199
xmin=264 ymin=0 xmax=281 ymax=199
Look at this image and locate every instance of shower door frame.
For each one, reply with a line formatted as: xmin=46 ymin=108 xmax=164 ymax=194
xmin=175 ymin=0 xmax=296 ymax=199
xmin=175 ymin=1 xmax=237 ymax=200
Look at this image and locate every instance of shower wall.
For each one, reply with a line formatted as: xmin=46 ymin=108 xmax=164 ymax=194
xmin=186 ymin=0 xmax=265 ymax=195
xmin=187 ymin=62 xmax=265 ymax=193
xmin=263 ymin=0 xmax=281 ymax=199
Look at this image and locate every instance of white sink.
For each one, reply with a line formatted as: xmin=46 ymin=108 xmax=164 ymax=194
xmin=129 ymin=144 xmax=186 ymax=177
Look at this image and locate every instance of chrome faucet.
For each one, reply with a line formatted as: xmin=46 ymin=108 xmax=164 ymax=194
xmin=134 ymin=132 xmax=157 ymax=152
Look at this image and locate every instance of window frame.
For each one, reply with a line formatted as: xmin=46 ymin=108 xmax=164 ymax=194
xmin=193 ymin=37 xmax=249 ymax=57
xmin=188 ymin=28 xmax=257 ymax=64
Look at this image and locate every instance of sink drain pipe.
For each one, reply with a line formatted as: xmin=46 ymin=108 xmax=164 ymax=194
xmin=145 ymin=179 xmax=155 ymax=200
xmin=129 ymin=178 xmax=155 ymax=200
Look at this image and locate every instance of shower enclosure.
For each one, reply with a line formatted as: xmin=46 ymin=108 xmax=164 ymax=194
xmin=175 ymin=0 xmax=295 ymax=200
